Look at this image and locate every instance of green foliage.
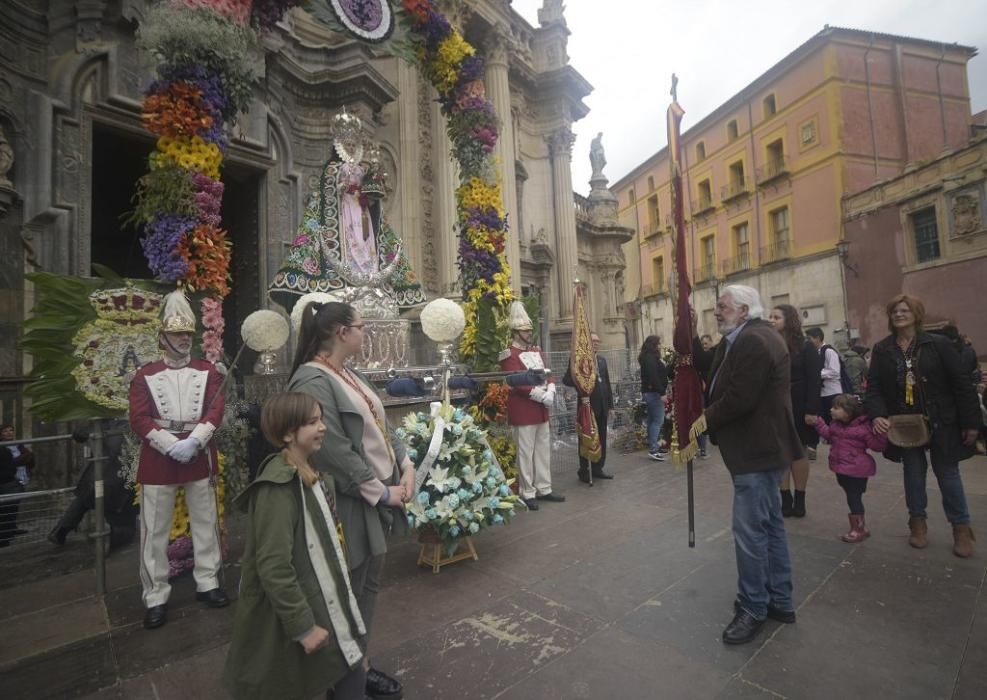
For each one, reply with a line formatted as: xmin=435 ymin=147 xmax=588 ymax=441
xmin=123 ymin=164 xmax=196 ymax=228
xmin=473 ymin=296 xmax=501 ymax=372
xmin=522 ymin=294 xmax=540 ymax=346
xmin=136 ymin=4 xmax=259 ymax=119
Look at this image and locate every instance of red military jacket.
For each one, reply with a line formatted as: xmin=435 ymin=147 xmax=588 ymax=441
xmin=129 ymin=358 xmax=225 ymax=485
xmin=499 ymin=344 xmax=554 ymax=426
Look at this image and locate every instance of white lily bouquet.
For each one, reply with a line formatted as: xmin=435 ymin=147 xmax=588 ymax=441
xmin=398 ymin=402 xmax=522 ymax=551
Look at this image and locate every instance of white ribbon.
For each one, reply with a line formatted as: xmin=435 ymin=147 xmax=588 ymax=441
xmin=415 ymin=402 xmax=446 ymax=492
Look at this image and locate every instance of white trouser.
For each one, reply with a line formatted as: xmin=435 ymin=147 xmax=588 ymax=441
xmin=514 ymin=422 xmax=552 ymax=499
xmin=139 ymin=478 xmax=221 ymax=607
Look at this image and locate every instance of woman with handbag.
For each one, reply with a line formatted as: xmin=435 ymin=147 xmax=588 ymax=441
xmin=865 ymin=294 xmax=981 ymax=557
xmin=287 ymin=301 xmax=413 ymax=700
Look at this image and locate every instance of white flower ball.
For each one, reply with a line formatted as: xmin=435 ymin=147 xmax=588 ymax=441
xmin=420 ymin=298 xmax=466 ymax=342
xmin=289 ymin=291 xmax=345 ymax=335
xmin=241 ymin=310 xmax=290 ymax=352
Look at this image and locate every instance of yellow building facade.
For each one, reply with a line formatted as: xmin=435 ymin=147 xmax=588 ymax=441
xmin=611 ymin=27 xmax=977 ymax=348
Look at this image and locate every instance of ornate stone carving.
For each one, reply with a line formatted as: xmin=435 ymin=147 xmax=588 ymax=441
xmin=951 ymin=191 xmax=982 ymax=236
xmin=0 ymin=124 xmax=13 ymax=190
xmin=417 ymin=75 xmax=438 ymax=291
xmin=546 ymin=128 xmax=575 ymax=161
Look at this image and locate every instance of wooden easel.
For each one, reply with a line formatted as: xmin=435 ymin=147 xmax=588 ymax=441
xmin=417 ymin=536 xmax=479 ymax=574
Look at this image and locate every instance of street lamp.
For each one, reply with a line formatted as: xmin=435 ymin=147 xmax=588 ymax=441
xmin=835 ymin=240 xmax=858 ymax=344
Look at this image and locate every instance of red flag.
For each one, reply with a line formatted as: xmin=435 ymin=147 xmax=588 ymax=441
xmin=570 ymin=284 xmax=601 ymax=462
xmin=668 ymin=98 xmax=704 ymax=463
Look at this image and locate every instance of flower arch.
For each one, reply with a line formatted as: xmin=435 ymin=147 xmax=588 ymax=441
xmin=133 ymin=0 xmax=512 ymax=366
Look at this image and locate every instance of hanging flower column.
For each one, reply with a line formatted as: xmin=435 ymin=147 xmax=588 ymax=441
xmin=399 ymin=1 xmax=514 ymax=365
xmin=133 ymin=1 xmax=303 ymax=359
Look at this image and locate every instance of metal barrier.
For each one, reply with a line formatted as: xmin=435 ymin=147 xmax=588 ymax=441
xmin=0 ymin=424 xmax=112 ymax=596
xmin=0 ymin=487 xmax=76 ymax=547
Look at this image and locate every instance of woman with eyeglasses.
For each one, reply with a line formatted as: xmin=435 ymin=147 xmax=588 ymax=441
xmin=865 ymin=294 xmax=980 ymax=558
xmin=287 ymin=301 xmax=413 ymax=700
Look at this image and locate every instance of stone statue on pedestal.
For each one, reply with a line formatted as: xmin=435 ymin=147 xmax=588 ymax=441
xmin=590 ymin=132 xmax=606 ymax=180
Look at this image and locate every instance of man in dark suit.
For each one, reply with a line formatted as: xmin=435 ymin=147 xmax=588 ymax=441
xmin=693 ymin=285 xmax=802 ymax=645
xmin=564 ymin=333 xmax=615 ymax=482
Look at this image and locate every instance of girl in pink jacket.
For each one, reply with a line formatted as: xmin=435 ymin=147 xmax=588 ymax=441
xmin=810 ymin=394 xmax=889 ymax=543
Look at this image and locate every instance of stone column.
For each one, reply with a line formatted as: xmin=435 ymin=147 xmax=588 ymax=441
xmin=484 ymin=30 xmax=521 ymax=294
xmin=396 ymin=61 xmax=422 ymax=279
xmin=547 ymin=127 xmax=577 ymax=319
xmin=431 ymin=95 xmax=459 ymax=295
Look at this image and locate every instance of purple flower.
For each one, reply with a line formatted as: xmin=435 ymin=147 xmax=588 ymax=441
xmin=142 ymin=214 xmax=195 ymax=282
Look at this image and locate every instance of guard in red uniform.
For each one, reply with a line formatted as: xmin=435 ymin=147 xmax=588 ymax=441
xmin=499 ymin=302 xmax=565 ymax=510
xmin=129 ymin=291 xmax=228 ymax=630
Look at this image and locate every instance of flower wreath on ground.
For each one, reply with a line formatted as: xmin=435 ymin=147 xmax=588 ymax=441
xmin=399 ymin=403 xmax=522 ymax=553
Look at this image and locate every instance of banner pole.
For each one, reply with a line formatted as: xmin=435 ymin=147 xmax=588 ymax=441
xmin=687 ymin=458 xmax=695 ymax=548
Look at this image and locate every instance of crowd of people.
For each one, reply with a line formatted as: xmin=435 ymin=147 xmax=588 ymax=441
xmin=4 ymin=280 xmax=982 ymax=694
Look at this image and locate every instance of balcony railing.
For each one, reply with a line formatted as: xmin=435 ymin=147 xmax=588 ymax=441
xmin=759 ymin=238 xmax=792 ymax=264
xmin=573 ymin=192 xmax=590 ymax=221
xmin=720 ymin=250 xmax=753 ymax=275
xmin=758 ymin=156 xmax=789 ymax=184
xmin=691 ymin=195 xmax=715 ymax=216
xmin=694 ymin=261 xmax=716 ymax=283
xmin=641 ymin=282 xmax=667 ymax=298
xmin=721 ymin=178 xmax=749 ymax=202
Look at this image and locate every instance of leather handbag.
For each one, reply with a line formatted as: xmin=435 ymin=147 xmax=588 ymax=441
xmin=887 ymin=414 xmax=931 ymax=448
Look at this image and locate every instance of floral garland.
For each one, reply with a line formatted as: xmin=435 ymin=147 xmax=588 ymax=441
xmin=399 ymin=1 xmax=514 ymax=361
xmin=134 ymin=0 xmax=304 ymax=357
xmin=467 ymin=382 xmax=517 ymax=483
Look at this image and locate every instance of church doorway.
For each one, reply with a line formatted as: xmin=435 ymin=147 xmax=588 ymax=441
xmin=90 ymin=123 xmax=265 ymax=365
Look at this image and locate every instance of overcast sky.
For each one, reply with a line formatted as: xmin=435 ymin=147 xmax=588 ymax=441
xmin=511 ymin=0 xmax=987 ymax=194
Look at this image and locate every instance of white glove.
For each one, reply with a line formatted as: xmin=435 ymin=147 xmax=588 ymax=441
xmin=541 ymin=385 xmax=556 ymax=407
xmin=167 ymin=437 xmax=201 ymax=464
xmin=529 ymin=386 xmax=546 ymax=403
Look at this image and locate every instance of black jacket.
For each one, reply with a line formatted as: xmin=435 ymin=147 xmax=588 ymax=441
xmin=639 ymin=353 xmax=668 ymax=395
xmin=865 ymin=332 xmax=980 ymax=463
xmin=790 ymin=339 xmax=823 ymax=446
xmin=564 ymin=356 xmax=614 ymax=417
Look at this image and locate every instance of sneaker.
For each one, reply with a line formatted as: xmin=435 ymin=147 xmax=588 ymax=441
xmin=648 ymin=451 xmax=665 ymax=461
xmin=699 ymin=448 xmax=708 ymax=459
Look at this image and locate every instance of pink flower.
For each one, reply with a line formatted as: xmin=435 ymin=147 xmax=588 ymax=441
xmin=202 ymin=329 xmax=223 ymax=362
xmin=302 ymin=257 xmax=319 ymax=275
xmin=293 ymin=234 xmax=310 ymax=246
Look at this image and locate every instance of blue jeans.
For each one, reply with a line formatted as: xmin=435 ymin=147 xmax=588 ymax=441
xmin=732 ymin=469 xmax=794 ymax=619
xmin=643 ymin=392 xmax=665 ymax=453
xmin=901 ymin=448 xmax=970 ymax=525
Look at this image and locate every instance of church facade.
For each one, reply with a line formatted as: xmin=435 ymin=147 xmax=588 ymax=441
xmin=0 ymin=1 xmax=631 ymax=429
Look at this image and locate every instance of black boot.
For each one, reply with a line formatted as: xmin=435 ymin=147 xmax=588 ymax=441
xmin=793 ymin=490 xmax=806 ymax=518
xmin=780 ymin=490 xmax=794 ymax=518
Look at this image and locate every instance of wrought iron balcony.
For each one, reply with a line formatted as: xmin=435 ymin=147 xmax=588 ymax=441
xmin=690 ymin=195 xmax=715 ymax=216
xmin=758 ymin=156 xmax=789 ymax=184
xmin=720 ymin=250 xmax=753 ymax=275
xmin=721 ymin=178 xmax=749 ymax=202
xmin=694 ymin=261 xmax=717 ymax=283
xmin=759 ymin=238 xmax=792 ymax=264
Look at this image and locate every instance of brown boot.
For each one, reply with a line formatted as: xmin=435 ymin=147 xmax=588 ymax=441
xmin=952 ymin=524 xmax=976 ymax=558
xmin=908 ymin=516 xmax=928 ymax=549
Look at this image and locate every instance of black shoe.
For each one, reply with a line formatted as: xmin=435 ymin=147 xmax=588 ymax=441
xmin=722 ymin=609 xmax=765 ymax=645
xmin=780 ymin=490 xmax=794 ymax=518
xmin=195 ymin=588 xmax=229 ymax=608
xmin=366 ymin=667 xmax=403 ymax=699
xmin=591 ymin=470 xmax=614 ymax=480
xmin=648 ymin=451 xmax=665 ymax=461
xmin=143 ymin=604 xmax=168 ymax=629
xmin=536 ymin=492 xmax=566 ymax=503
xmin=48 ymin=526 xmax=68 ymax=545
xmin=577 ymin=470 xmax=590 ymax=484
xmin=793 ymin=490 xmax=806 ymax=518
xmin=523 ymin=498 xmax=539 ymax=511
xmin=734 ymin=600 xmax=796 ymax=624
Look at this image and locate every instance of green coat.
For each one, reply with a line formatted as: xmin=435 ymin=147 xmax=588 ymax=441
xmin=287 ymin=364 xmax=408 ymax=572
xmin=223 ymin=455 xmax=364 ymax=700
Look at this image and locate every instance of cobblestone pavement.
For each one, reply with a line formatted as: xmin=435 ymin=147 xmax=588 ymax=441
xmin=3 ymin=445 xmax=986 ymax=699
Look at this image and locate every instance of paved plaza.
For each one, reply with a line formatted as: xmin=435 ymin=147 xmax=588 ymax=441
xmin=3 ymin=444 xmax=986 ymax=699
